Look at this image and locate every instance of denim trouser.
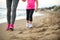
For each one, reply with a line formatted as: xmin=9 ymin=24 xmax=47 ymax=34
xmin=6 ymin=0 xmax=19 ymax=24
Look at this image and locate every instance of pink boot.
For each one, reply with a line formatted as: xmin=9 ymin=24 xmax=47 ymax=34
xmin=7 ymin=24 xmax=10 ymax=30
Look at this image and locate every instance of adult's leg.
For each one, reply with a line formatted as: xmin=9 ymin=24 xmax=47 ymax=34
xmin=29 ymin=9 xmax=34 ymax=22
xmin=11 ymin=0 xmax=19 ymax=24
xmin=6 ymin=0 xmax=12 ymax=24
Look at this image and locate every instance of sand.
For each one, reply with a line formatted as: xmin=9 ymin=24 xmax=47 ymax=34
xmin=0 ymin=11 xmax=60 ymax=40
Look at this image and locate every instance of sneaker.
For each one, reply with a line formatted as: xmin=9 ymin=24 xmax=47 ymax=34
xmin=10 ymin=24 xmax=14 ymax=31
xmin=10 ymin=28 xmax=14 ymax=31
xmin=6 ymin=24 xmax=10 ymax=31
xmin=28 ymin=24 xmax=33 ymax=28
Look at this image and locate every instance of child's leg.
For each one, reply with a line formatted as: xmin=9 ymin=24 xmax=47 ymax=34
xmin=29 ymin=9 xmax=34 ymax=24
xmin=28 ymin=9 xmax=34 ymax=28
xmin=26 ymin=9 xmax=30 ymax=27
xmin=26 ymin=9 xmax=30 ymax=23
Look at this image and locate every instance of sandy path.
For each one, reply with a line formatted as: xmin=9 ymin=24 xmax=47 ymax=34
xmin=0 ymin=11 xmax=60 ymax=40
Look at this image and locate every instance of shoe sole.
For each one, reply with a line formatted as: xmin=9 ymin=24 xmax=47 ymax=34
xmin=10 ymin=28 xmax=14 ymax=31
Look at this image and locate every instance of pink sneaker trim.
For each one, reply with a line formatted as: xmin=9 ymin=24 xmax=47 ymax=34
xmin=6 ymin=24 xmax=10 ymax=30
xmin=10 ymin=24 xmax=14 ymax=28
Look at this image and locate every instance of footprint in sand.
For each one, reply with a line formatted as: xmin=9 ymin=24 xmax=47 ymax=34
xmin=18 ymin=31 xmax=23 ymax=34
xmin=10 ymin=35 xmax=20 ymax=40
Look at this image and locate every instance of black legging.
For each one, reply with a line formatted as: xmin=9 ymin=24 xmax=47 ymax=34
xmin=26 ymin=9 xmax=34 ymax=21
xmin=6 ymin=0 xmax=19 ymax=24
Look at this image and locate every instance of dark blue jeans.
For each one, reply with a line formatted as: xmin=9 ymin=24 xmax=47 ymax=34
xmin=6 ymin=0 xmax=19 ymax=24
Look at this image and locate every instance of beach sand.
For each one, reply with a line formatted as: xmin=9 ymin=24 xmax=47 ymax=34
xmin=0 ymin=11 xmax=60 ymax=40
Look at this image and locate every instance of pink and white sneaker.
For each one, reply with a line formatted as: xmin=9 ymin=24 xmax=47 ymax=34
xmin=6 ymin=24 xmax=10 ymax=31
xmin=10 ymin=24 xmax=14 ymax=31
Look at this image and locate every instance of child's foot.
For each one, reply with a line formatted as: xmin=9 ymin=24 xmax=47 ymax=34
xmin=6 ymin=24 xmax=10 ymax=31
xmin=28 ymin=24 xmax=33 ymax=28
